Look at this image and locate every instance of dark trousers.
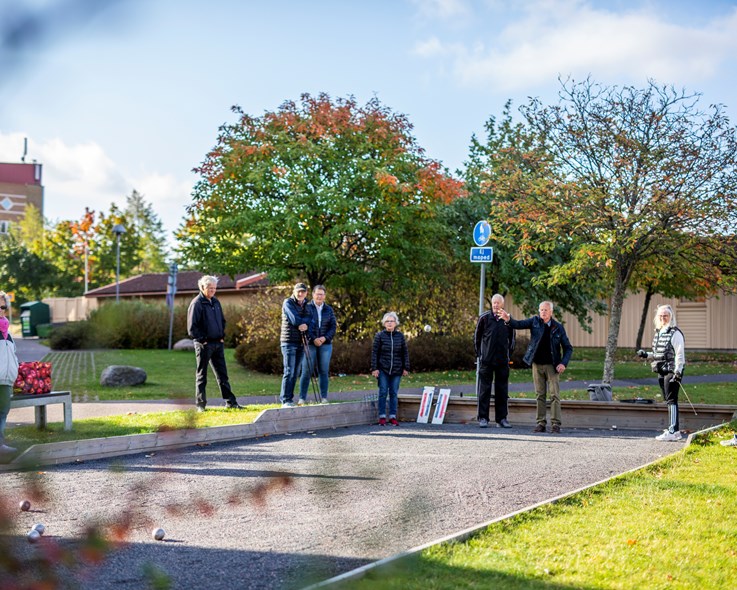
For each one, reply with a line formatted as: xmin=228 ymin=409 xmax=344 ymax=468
xmin=194 ymin=341 xmax=237 ymax=408
xmin=659 ymin=372 xmax=680 ymax=432
xmin=477 ymin=363 xmax=509 ymax=423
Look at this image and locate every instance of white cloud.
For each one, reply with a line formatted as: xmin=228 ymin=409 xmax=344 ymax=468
xmin=415 ymin=2 xmax=737 ymax=91
xmin=0 ymin=131 xmax=190 ymax=243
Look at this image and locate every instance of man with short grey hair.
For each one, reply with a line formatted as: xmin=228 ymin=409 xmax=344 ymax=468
xmin=187 ymin=275 xmax=243 ymax=412
xmin=500 ymin=301 xmax=573 ymax=433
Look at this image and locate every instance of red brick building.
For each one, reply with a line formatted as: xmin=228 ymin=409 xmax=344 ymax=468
xmin=0 ymin=162 xmax=44 ymax=234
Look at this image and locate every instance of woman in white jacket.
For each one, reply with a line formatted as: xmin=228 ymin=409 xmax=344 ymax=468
xmin=0 ymin=291 xmax=19 ymax=456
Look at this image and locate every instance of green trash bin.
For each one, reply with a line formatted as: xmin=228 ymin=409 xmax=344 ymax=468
xmin=19 ymin=301 xmax=51 ymax=337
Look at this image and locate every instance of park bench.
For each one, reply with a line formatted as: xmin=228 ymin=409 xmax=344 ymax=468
xmin=9 ymin=391 xmax=72 ymax=431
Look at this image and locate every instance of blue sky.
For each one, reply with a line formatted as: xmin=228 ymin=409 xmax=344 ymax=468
xmin=1 ymin=0 xmax=737 ymax=244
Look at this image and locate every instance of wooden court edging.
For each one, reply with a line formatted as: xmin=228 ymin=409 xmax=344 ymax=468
xmin=398 ymin=394 xmax=737 ymax=432
xmin=4 ymin=401 xmax=377 ymax=469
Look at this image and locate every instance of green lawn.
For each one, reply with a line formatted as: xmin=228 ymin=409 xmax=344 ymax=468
xmin=42 ymin=348 xmax=736 ymax=402
xmin=332 ymin=425 xmax=737 ymax=590
xmin=6 ymin=405 xmax=276 ymax=453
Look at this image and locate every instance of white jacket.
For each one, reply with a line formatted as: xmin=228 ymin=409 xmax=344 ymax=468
xmin=0 ymin=335 xmax=19 ymax=386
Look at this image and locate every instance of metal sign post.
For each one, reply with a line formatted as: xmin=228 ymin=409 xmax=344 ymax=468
xmin=471 ymin=221 xmax=492 ymax=401
xmin=167 ymin=262 xmax=178 ymax=350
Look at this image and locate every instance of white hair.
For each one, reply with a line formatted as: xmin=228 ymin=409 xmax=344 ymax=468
xmin=381 ymin=311 xmax=399 ymax=326
xmin=198 ymin=275 xmax=218 ymax=293
xmin=539 ymin=301 xmax=554 ymax=312
xmin=654 ymin=304 xmax=676 ymax=329
xmin=491 ymin=293 xmax=504 ymax=304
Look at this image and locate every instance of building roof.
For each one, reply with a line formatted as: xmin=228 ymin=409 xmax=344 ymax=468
xmin=0 ymin=162 xmax=43 ymax=185
xmin=84 ymin=270 xmax=269 ymax=299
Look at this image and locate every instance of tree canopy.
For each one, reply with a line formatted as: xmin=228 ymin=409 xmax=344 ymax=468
xmin=177 ymin=93 xmax=464 ymax=301
xmin=487 ymin=78 xmax=737 ymax=381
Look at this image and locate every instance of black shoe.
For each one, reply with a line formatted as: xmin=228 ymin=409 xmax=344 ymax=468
xmin=551 ymin=424 xmax=561 ymax=434
xmin=533 ymin=424 xmax=546 ymax=433
xmin=226 ymin=403 xmax=245 ymax=410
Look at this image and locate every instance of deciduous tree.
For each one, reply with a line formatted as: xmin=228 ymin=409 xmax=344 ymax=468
xmin=177 ymin=93 xmax=463 ymax=331
xmin=489 ymin=78 xmax=737 ymax=382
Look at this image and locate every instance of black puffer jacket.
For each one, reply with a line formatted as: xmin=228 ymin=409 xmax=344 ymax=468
xmin=371 ymin=330 xmax=410 ymax=376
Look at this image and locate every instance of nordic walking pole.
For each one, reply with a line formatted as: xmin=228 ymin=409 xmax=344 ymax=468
xmin=302 ymin=332 xmax=320 ymax=403
xmin=678 ymin=381 xmax=698 ymax=416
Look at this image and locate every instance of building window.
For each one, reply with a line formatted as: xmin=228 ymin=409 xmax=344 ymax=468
xmin=0 ymin=221 xmax=10 ymax=234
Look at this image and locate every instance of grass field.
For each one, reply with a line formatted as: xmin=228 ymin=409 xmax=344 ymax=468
xmin=6 ymin=405 xmax=276 ymax=452
xmin=41 ymin=348 xmax=736 ymax=402
xmin=333 ymin=424 xmax=737 ymax=590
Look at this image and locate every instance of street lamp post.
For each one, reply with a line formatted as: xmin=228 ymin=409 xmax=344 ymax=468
xmin=112 ymin=224 xmax=126 ymax=302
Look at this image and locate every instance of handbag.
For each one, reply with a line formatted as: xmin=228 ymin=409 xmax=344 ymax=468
xmin=13 ymin=361 xmax=52 ymax=394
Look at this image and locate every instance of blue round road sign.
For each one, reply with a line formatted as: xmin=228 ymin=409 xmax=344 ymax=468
xmin=473 ymin=220 xmax=491 ymax=246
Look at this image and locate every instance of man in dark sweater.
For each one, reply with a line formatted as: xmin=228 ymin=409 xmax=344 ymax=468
xmin=500 ymin=301 xmax=573 ymax=433
xmin=474 ymin=293 xmax=515 ymax=428
xmin=187 ymin=275 xmax=243 ymax=412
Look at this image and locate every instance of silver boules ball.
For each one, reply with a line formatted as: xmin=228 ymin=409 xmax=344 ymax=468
xmin=152 ymin=528 xmax=166 ymax=541
xmin=20 ymin=499 xmax=31 ymax=512
xmin=27 ymin=529 xmax=41 ymax=543
xmin=423 ymin=324 xmax=432 ymax=332
xmin=32 ymin=523 xmax=46 ymax=535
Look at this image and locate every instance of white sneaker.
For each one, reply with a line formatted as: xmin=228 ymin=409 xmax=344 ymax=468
xmin=320 ymin=398 xmax=329 ymax=404
xmin=655 ymin=429 xmax=682 ymax=441
xmin=720 ymin=435 xmax=737 ymax=447
xmin=297 ymin=399 xmax=306 ymax=406
xmin=282 ymin=402 xmax=296 ymax=408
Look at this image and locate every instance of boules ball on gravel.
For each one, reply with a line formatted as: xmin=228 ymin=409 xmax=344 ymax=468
xmin=32 ymin=523 xmax=46 ymax=535
xmin=27 ymin=529 xmax=41 ymax=543
xmin=20 ymin=500 xmax=31 ymax=512
xmin=152 ymin=528 xmax=166 ymax=541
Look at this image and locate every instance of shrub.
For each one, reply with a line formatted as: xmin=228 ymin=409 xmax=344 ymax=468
xmin=330 ymin=338 xmax=373 ymax=374
xmin=408 ymin=334 xmax=476 ymax=372
xmin=235 ymin=338 xmax=282 ymax=374
xmin=49 ymin=321 xmax=92 ymax=350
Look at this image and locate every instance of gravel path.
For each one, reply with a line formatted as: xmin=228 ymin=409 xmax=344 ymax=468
xmin=3 ymin=422 xmax=682 ymax=589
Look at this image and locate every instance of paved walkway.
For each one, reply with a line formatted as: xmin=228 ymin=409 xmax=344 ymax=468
xmin=7 ymin=338 xmax=736 ymax=428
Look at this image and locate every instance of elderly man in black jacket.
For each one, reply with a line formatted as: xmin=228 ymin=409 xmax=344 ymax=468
xmin=500 ymin=301 xmax=573 ymax=433
xmin=474 ymin=293 xmax=516 ymax=429
xmin=187 ymin=275 xmax=243 ymax=412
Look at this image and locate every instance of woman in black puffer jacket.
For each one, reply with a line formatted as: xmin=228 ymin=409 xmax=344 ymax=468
xmin=370 ymin=311 xmax=410 ymax=426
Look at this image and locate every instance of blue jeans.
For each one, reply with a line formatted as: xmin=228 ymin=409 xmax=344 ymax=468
xmin=280 ymin=343 xmax=305 ymax=403
xmin=299 ymin=343 xmax=332 ymax=400
xmin=377 ymin=371 xmax=401 ymax=418
xmin=0 ymin=384 xmax=11 ymax=445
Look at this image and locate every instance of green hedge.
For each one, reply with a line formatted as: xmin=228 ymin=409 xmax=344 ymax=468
xmin=234 ymin=334 xmax=529 ymax=374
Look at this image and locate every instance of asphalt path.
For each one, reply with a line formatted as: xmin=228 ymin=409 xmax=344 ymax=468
xmin=3 ymin=421 xmax=682 ymax=589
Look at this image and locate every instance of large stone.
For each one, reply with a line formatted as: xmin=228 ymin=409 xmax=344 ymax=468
xmin=100 ymin=365 xmax=147 ymax=387
xmin=173 ymin=338 xmax=195 ymax=351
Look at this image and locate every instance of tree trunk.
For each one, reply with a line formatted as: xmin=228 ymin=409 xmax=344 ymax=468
xmin=635 ymin=285 xmax=654 ymax=350
xmin=602 ymin=273 xmax=629 ymax=384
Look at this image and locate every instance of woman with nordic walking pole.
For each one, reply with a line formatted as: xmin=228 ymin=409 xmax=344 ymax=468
xmin=637 ymin=304 xmax=686 ymax=441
